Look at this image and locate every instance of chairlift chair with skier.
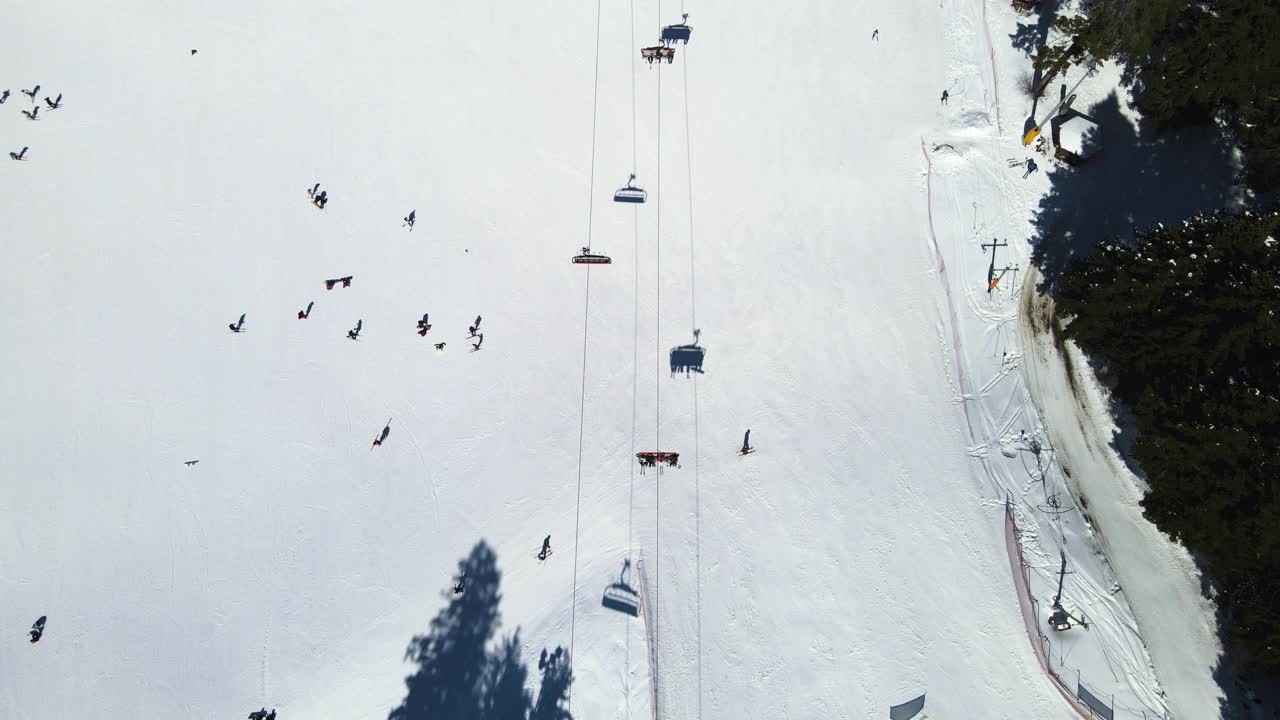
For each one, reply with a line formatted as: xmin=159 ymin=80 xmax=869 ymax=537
xmin=572 ymin=247 xmax=612 ymax=264
xmin=613 ymin=173 xmax=648 ymax=203
xmin=636 ymin=451 xmax=680 ymax=473
xmin=641 ymin=46 xmax=676 ymax=64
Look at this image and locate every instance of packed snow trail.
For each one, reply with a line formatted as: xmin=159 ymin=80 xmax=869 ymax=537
xmin=0 ymin=0 xmax=1217 ymax=718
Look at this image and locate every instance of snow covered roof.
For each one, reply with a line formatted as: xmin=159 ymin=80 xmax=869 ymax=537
xmin=1055 ymin=112 xmax=1101 ymax=157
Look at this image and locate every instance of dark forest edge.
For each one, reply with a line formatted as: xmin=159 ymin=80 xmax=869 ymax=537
xmin=1025 ymin=0 xmax=1280 ymax=678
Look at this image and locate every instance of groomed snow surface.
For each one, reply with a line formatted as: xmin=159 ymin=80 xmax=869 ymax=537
xmin=1 ymin=0 xmax=1220 ymax=718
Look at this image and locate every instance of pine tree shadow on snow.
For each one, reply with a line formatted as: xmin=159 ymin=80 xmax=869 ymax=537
xmin=1028 ymin=91 xmax=1238 ymax=293
xmin=389 ymin=541 xmax=573 ymax=720
xmin=1008 ymin=0 xmax=1062 ymax=56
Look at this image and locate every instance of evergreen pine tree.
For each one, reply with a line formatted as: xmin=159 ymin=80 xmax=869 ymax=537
xmin=1056 ymin=210 xmax=1280 ymax=669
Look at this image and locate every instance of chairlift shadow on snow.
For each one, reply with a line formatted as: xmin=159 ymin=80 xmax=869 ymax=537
xmin=670 ymin=343 xmax=705 ymax=377
xmin=661 ymin=17 xmax=692 ymax=45
xmin=601 ymin=559 xmax=641 ymax=617
xmin=387 ymin=540 xmax=575 ymax=720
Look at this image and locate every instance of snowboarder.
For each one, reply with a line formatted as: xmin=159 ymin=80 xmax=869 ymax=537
xmin=44 ymin=93 xmax=62 ymax=110
xmin=538 ymin=535 xmax=552 ymax=560
xmin=229 ymin=313 xmax=246 ymax=333
xmin=871 ymin=29 xmax=879 ymax=40
xmin=434 ymin=342 xmax=446 ymax=351
xmin=1022 ymin=158 xmax=1038 ymax=179
xmin=940 ymin=89 xmax=949 ymax=105
xmin=248 ymin=709 xmax=267 ymax=720
xmin=21 ymin=84 xmax=39 ymax=102
xmin=184 ymin=459 xmax=199 ymax=466
xmin=473 ymin=315 xmax=482 ymax=330
xmin=453 ymin=572 xmax=466 ymax=595
xmin=21 ymin=107 xmax=38 ymax=121
xmin=29 ymin=616 xmax=46 ymax=643
xmin=298 ymin=301 xmax=314 ymax=319
xmin=471 ymin=333 xmax=483 ymax=352
xmin=741 ymin=429 xmax=753 ymax=455
xmin=403 ymin=210 xmax=415 ymax=230
xmin=347 ymin=319 xmax=362 ymax=340
xmin=10 ymin=146 xmax=28 ymax=161
xmin=372 ymin=419 xmax=391 ymax=448
xmin=417 ymin=312 xmax=431 ymax=335
xmin=0 ymin=90 xmax=9 ymax=104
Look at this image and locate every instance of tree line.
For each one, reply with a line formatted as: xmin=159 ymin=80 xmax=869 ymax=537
xmin=1036 ymin=0 xmax=1280 ymax=672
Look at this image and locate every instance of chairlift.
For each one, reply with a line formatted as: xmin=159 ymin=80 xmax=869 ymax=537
xmin=661 ymin=13 xmax=693 ymax=44
xmin=641 ymin=46 xmax=676 ymax=64
xmin=572 ymin=247 xmax=612 ymax=264
xmin=613 ymin=174 xmax=647 ymax=204
xmin=601 ymin=583 xmax=641 ymax=616
xmin=1049 ymin=607 xmax=1073 ymax=632
xmin=637 ymin=451 xmax=680 ymax=469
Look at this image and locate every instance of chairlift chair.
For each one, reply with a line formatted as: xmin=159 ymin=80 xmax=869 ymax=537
xmin=641 ymin=46 xmax=676 ymax=64
xmin=636 ymin=451 xmax=680 ymax=468
xmin=572 ymin=247 xmax=612 ymax=264
xmin=613 ymin=174 xmax=647 ymax=204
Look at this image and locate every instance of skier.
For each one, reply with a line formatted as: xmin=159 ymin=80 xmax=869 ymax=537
xmin=298 ymin=301 xmax=313 ymax=319
xmin=347 ymin=319 xmax=362 ymax=340
xmin=308 ymin=182 xmax=320 ymax=199
xmin=44 ymin=93 xmax=62 ymax=110
xmin=10 ymin=146 xmax=28 ymax=161
xmin=940 ymin=89 xmax=949 ymax=105
xmin=741 ymin=429 xmax=752 ymax=455
xmin=471 ymin=333 xmax=483 ymax=352
xmin=417 ymin=312 xmax=430 ymax=335
xmin=1022 ymin=158 xmax=1039 ymax=179
xmin=29 ymin=616 xmax=46 ymax=643
xmin=434 ymin=342 xmax=446 ymax=351
xmin=453 ymin=572 xmax=466 ymax=595
xmin=190 ymin=49 xmax=197 ymax=55
xmin=871 ymin=28 xmax=879 ymax=41
xmin=538 ymin=535 xmax=552 ymax=560
xmin=403 ymin=210 xmax=415 ymax=230
xmin=22 ymin=107 xmax=38 ymax=121
xmin=313 ymin=190 xmax=328 ymax=209
xmin=0 ymin=90 xmax=9 ymax=104
xmin=248 ymin=709 xmax=267 ymax=720
xmin=21 ymin=84 xmax=39 ymax=102
xmin=372 ymin=419 xmax=391 ymax=448
xmin=229 ymin=313 xmax=246 ymax=333
xmin=468 ymin=325 xmax=477 ymax=338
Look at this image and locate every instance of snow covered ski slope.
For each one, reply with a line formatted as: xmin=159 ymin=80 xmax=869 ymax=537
xmin=2 ymin=0 xmax=1217 ymax=718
